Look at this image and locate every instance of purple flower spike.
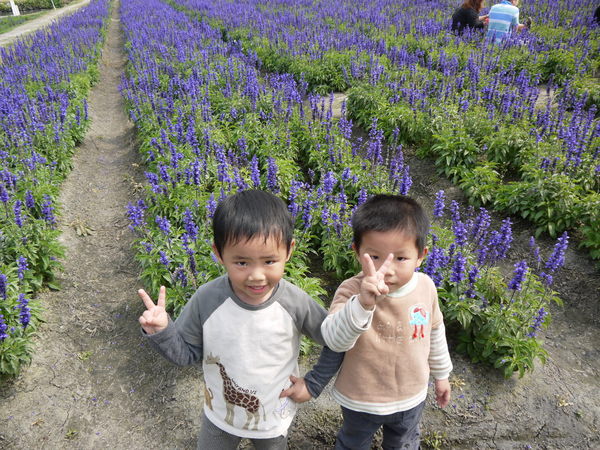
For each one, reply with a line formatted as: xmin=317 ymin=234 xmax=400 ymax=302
xmin=508 ymin=260 xmax=528 ymax=291
xmin=433 ymin=191 xmax=445 ymax=218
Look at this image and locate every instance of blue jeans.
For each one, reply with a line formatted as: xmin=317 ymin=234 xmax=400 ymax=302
xmin=334 ymin=401 xmax=425 ymax=450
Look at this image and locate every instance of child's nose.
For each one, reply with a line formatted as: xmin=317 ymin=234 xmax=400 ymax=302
xmin=248 ymin=267 xmax=265 ymax=280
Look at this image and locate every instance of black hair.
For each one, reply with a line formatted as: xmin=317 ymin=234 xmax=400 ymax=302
xmin=212 ymin=189 xmax=294 ymax=256
xmin=352 ymin=194 xmax=429 ymax=256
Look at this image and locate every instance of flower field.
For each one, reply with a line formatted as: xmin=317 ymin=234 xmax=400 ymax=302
xmin=0 ymin=0 xmax=110 ymax=375
xmin=119 ymin=0 xmax=595 ymax=379
xmin=0 ymin=0 xmax=597 ymax=382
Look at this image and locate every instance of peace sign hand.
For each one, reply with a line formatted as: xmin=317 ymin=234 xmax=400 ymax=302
xmin=358 ymin=253 xmax=394 ymax=310
xmin=138 ymin=286 xmax=169 ymax=335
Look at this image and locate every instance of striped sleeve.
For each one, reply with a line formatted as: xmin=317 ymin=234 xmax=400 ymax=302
xmin=428 ymin=323 xmax=453 ymax=380
xmin=321 ymin=295 xmax=373 ymax=352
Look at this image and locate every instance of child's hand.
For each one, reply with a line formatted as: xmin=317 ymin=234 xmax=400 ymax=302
xmin=434 ymin=378 xmax=451 ymax=408
xmin=138 ymin=286 xmax=169 ymax=335
xmin=358 ymin=253 xmax=394 ymax=310
xmin=279 ymin=375 xmax=312 ymax=403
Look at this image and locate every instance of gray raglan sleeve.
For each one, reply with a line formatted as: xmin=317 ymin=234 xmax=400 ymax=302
xmin=142 ymin=287 xmax=210 ymax=366
xmin=143 ymin=316 xmax=203 ymax=366
xmin=279 ymin=281 xmax=344 ymax=397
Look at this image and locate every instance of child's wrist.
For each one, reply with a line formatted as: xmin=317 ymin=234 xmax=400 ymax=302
xmin=357 ymin=294 xmax=375 ymax=310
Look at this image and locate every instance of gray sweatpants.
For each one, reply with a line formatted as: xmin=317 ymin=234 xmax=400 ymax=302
xmin=197 ymin=413 xmax=288 ymax=450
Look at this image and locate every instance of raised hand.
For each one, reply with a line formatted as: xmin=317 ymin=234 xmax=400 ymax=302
xmin=358 ymin=253 xmax=394 ymax=310
xmin=138 ymin=285 xmax=169 ymax=335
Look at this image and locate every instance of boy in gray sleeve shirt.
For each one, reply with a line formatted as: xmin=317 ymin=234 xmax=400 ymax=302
xmin=138 ymin=190 xmax=342 ymax=449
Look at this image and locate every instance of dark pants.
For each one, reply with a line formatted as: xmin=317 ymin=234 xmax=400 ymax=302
xmin=197 ymin=413 xmax=287 ymax=450
xmin=334 ymin=401 xmax=425 ymax=450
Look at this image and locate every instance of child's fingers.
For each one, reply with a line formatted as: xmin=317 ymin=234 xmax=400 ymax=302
xmin=376 ymin=253 xmax=394 ymax=277
xmin=138 ymin=289 xmax=156 ymax=310
xmin=360 ymin=253 xmax=377 ymax=277
xmin=157 ymin=286 xmax=166 ymax=308
xmin=279 ymin=384 xmax=296 ymax=398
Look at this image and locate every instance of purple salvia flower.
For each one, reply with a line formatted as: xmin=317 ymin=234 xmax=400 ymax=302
xmin=322 ymin=171 xmax=336 ymax=195
xmin=41 ymin=196 xmax=56 ymax=226
xmin=25 ymin=190 xmax=35 ymax=210
xmin=250 ymin=156 xmax=261 ymax=188
xmin=545 ymin=232 xmax=569 ymax=273
xmin=0 ymin=314 xmax=8 ymax=341
xmin=0 ymin=273 xmax=6 ymax=300
xmin=357 ymin=188 xmax=368 ymax=206
xmin=159 ymin=251 xmax=170 ymax=267
xmin=126 ymin=200 xmax=146 ymax=231
xmin=450 ymin=252 xmax=466 ymax=284
xmin=433 ymin=190 xmax=445 ymax=218
xmin=155 ymin=216 xmax=171 ymax=236
xmin=206 ymin=194 xmax=217 ymax=220
xmin=399 ymin=166 xmax=412 ymax=195
xmin=183 ymin=208 xmax=198 ymax=241
xmin=508 ymin=260 xmax=528 ymax=291
xmin=13 ymin=200 xmax=23 ymax=227
xmin=527 ymin=307 xmax=548 ymax=338
xmin=18 ymin=294 xmax=30 ymax=328
xmin=302 ymin=198 xmax=315 ymax=229
xmin=465 ymin=265 xmax=480 ymax=298
xmin=175 ymin=265 xmax=188 ymax=287
xmin=0 ymin=183 xmax=8 ymax=204
xmin=539 ymin=272 xmax=553 ymax=286
xmin=452 ymin=219 xmax=468 ymax=247
xmin=266 ymin=157 xmax=279 ymax=193
xmin=17 ymin=256 xmax=28 ymax=280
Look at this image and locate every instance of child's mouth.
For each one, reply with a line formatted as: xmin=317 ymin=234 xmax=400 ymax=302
xmin=247 ymin=285 xmax=267 ymax=293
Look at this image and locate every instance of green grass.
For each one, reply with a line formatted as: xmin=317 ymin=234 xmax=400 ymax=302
xmin=0 ymin=12 xmax=44 ymax=34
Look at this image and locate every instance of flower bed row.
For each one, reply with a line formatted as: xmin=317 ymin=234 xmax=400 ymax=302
xmin=0 ymin=0 xmax=110 ymax=376
xmin=171 ymin=0 xmax=600 ymax=259
xmin=122 ymin=0 xmax=569 ymax=377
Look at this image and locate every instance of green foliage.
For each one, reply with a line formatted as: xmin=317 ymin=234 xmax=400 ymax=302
xmin=495 ymin=170 xmax=582 ymax=238
xmin=458 ymin=162 xmax=502 ymax=207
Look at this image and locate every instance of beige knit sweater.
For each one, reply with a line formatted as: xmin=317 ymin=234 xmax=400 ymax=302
xmin=321 ymin=272 xmax=453 ymax=414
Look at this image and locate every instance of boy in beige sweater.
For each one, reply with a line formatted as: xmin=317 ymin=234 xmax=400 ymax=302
xmin=322 ymin=194 xmax=453 ymax=449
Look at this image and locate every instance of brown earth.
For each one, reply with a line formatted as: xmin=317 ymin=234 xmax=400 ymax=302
xmin=0 ymin=2 xmax=599 ymax=449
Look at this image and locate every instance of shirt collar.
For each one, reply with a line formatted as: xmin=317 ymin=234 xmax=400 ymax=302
xmin=387 ymin=272 xmax=419 ymax=298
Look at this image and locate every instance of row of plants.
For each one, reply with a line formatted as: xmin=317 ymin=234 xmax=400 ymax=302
xmin=170 ymin=0 xmax=600 ymax=260
xmin=0 ymin=0 xmax=110 ymax=376
xmin=121 ymin=0 xmax=569 ymax=377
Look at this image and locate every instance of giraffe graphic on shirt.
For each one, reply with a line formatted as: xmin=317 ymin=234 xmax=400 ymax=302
xmin=205 ymin=353 xmax=266 ymax=430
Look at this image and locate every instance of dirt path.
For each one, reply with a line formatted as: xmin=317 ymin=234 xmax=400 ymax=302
xmin=0 ymin=0 xmax=90 ymax=47
xmin=1 ymin=2 xmax=599 ymax=449
xmin=0 ymin=3 xmax=202 ymax=448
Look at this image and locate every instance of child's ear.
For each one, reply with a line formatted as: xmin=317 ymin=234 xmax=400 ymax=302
xmin=286 ymin=239 xmax=296 ymax=261
xmin=416 ymin=247 xmax=428 ymax=267
xmin=211 ymin=243 xmax=224 ymax=264
xmin=351 ymin=242 xmax=359 ymax=255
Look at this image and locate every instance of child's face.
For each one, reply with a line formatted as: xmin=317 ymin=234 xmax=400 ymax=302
xmin=214 ymin=235 xmax=293 ymax=306
xmin=354 ymin=229 xmax=427 ymax=293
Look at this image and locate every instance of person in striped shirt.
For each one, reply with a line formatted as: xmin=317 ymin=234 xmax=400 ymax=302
xmin=486 ymin=0 xmax=528 ymax=43
xmin=320 ymin=194 xmax=453 ymax=450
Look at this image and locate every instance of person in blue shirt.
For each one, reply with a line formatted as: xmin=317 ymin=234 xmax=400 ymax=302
xmin=486 ymin=0 xmax=530 ymax=43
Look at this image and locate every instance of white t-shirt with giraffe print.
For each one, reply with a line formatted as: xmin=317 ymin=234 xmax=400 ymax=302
xmin=147 ymin=275 xmax=327 ymax=439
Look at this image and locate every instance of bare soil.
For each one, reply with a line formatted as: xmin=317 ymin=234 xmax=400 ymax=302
xmin=1 ymin=3 xmax=599 ymax=449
